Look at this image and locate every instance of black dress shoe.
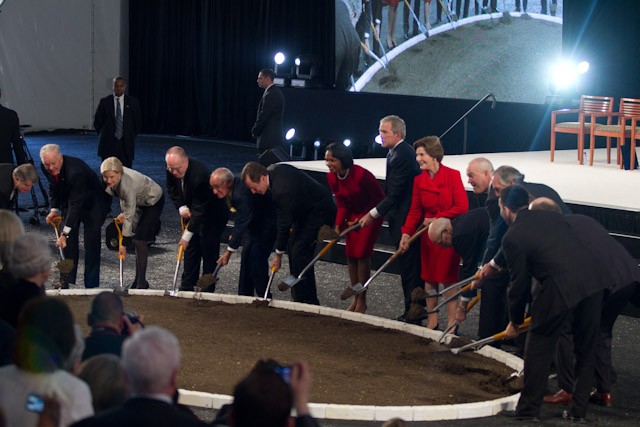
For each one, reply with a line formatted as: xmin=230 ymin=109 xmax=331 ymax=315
xmin=179 ymin=286 xmax=195 ymax=292
xmin=498 ymin=410 xmax=540 ymax=422
xmin=136 ymin=280 xmax=149 ymax=290
xmin=561 ymin=410 xmax=587 ymax=424
xmin=394 ymin=312 xmax=409 ymax=322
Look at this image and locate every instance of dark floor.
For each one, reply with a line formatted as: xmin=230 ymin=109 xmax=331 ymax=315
xmin=15 ymin=133 xmax=640 ymax=425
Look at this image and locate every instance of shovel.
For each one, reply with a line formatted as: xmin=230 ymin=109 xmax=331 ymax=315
xmin=360 ymin=42 xmax=387 ymax=69
xmin=411 ymin=272 xmax=478 ymax=301
xmin=437 ymin=293 xmax=481 ymax=343
xmin=278 ymin=223 xmax=361 ymax=291
xmin=344 ymin=224 xmax=429 ymax=299
xmin=167 ymin=218 xmax=189 ymax=296
xmin=48 ymin=215 xmax=65 ymax=261
xmin=407 ymin=273 xmax=479 ymax=321
xmin=263 ymin=266 xmax=278 ymax=300
xmin=47 ymin=215 xmax=74 ymax=289
xmin=113 ymin=218 xmax=126 ymax=292
xmin=403 ymin=0 xmax=429 ymax=36
xmin=451 ymin=317 xmax=531 ymax=354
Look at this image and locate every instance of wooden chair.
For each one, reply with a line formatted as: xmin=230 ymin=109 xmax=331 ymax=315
xmin=630 ymin=116 xmax=640 ymax=170
xmin=589 ymin=97 xmax=640 ymax=168
xmin=550 ymin=95 xmax=614 ymax=165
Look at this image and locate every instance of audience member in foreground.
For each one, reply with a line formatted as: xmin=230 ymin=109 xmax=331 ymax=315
xmin=78 ymin=354 xmax=131 ymax=414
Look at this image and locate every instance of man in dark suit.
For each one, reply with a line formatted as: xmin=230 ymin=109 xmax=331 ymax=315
xmin=40 ymin=144 xmax=110 ymax=288
xmin=0 ymin=88 xmax=21 ymax=164
xmin=165 ymin=146 xmax=228 ymax=291
xmin=529 ymin=198 xmax=640 ymax=408
xmin=0 ymin=163 xmax=39 ymax=210
xmin=72 ymin=326 xmax=206 ymax=427
xmin=242 ymin=162 xmax=336 ymax=305
xmin=251 ymin=69 xmax=284 ymax=155
xmin=359 ymin=115 xmax=421 ymax=322
xmin=94 ymin=77 xmax=141 ymax=168
xmin=210 ymin=167 xmax=276 ymax=297
xmin=497 ymin=185 xmax=610 ymax=422
xmin=477 ymin=165 xmax=572 ymax=341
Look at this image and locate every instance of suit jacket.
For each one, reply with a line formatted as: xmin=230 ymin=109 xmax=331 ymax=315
xmin=0 ymin=163 xmax=16 ymax=210
xmin=166 ymin=158 xmax=228 ymax=234
xmin=502 ymin=210 xmax=611 ymax=330
xmin=267 ymin=163 xmax=336 ymax=252
xmin=227 ymin=176 xmax=275 ymax=250
xmin=94 ymin=94 xmax=141 ymax=162
xmin=375 ymin=141 xmax=420 ymax=244
xmin=565 ymin=214 xmax=640 ymax=294
xmin=452 ymin=208 xmax=490 ymax=279
xmin=0 ymin=105 xmax=20 ymax=164
xmin=251 ymin=84 xmax=284 ymax=150
xmin=71 ymin=397 xmax=206 ymax=427
xmin=40 ymin=156 xmax=109 ymax=232
xmin=105 ymin=167 xmax=163 ymax=237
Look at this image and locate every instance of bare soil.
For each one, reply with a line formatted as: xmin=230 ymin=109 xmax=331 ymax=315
xmin=63 ymin=295 xmax=519 ymax=406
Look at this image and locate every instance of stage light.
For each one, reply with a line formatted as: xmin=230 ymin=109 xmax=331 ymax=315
xmin=291 ymin=54 xmax=322 ymax=88
xmin=375 ymin=135 xmax=383 ymax=145
xmin=551 ymin=61 xmax=577 ymax=91
xmin=274 ymin=52 xmax=285 ymax=65
xmin=313 ymin=139 xmax=321 ymax=149
xmin=577 ymin=61 xmax=590 ymax=74
xmin=285 ymin=128 xmax=296 ymax=140
xmin=343 ymin=139 xmax=351 ymax=147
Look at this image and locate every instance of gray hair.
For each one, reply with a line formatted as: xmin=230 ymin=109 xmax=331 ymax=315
xmin=13 ymin=163 xmax=39 ymax=184
xmin=122 ymin=326 xmax=181 ymax=394
xmin=100 ymin=156 xmax=124 ymax=174
xmin=493 ymin=165 xmax=524 ymax=186
xmin=39 ymin=144 xmax=62 ymax=162
xmin=211 ymin=167 xmax=234 ymax=184
xmin=0 ymin=209 xmax=25 ymax=268
xmin=7 ymin=233 xmax=53 ymax=279
xmin=468 ymin=157 xmax=494 ymax=174
xmin=380 ymin=115 xmax=406 ymax=139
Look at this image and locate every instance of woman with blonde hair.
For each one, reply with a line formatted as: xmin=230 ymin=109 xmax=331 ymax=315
xmin=100 ymin=157 xmax=164 ymax=289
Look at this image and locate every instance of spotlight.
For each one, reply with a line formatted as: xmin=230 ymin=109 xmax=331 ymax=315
xmin=550 ymin=61 xmax=577 ymax=91
xmin=343 ymin=139 xmax=351 ymax=147
xmin=375 ymin=135 xmax=383 ymax=145
xmin=274 ymin=52 xmax=285 ymax=65
xmin=313 ymin=139 xmax=321 ymax=149
xmin=285 ymin=128 xmax=296 ymax=140
xmin=577 ymin=61 xmax=590 ymax=74
xmin=291 ymin=54 xmax=322 ymax=88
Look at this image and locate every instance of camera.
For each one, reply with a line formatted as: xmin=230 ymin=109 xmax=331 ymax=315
xmin=122 ymin=311 xmax=144 ymax=336
xmin=25 ymin=394 xmax=44 ymax=413
xmin=274 ymin=364 xmax=292 ymax=384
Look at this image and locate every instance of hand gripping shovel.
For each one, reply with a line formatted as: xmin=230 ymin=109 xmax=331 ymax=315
xmin=167 ymin=218 xmax=189 ymax=296
xmin=277 ymin=223 xmax=361 ymax=291
xmin=196 ymin=263 xmax=223 ymax=293
xmin=48 ymin=215 xmax=74 ymax=289
xmin=451 ymin=317 xmax=531 ymax=354
xmin=113 ymin=218 xmax=126 ymax=293
xmin=342 ymin=224 xmax=429 ymax=300
xmin=406 ymin=273 xmax=479 ymax=321
xmin=437 ymin=293 xmax=481 ymax=344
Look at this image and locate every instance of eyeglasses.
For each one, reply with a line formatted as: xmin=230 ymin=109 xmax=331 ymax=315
xmin=166 ymin=165 xmax=183 ymax=173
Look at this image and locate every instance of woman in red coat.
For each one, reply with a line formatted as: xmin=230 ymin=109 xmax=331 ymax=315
xmin=400 ymin=136 xmax=468 ymax=329
xmin=326 ymin=143 xmax=384 ymax=313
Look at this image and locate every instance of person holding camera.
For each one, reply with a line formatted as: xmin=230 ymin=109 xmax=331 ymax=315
xmin=82 ymin=292 xmax=144 ymax=361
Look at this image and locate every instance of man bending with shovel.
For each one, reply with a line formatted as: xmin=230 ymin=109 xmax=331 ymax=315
xmin=242 ymin=162 xmax=336 ymax=305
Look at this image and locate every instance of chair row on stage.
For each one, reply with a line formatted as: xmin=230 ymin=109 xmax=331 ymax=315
xmin=550 ymin=95 xmax=640 ymax=170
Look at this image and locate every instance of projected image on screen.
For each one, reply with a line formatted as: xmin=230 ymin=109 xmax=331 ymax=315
xmin=335 ymin=0 xmax=563 ymax=105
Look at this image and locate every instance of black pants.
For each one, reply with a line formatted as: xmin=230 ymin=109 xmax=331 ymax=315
xmin=399 ymin=238 xmax=422 ymax=312
xmin=478 ymin=270 xmax=509 ymax=341
xmin=402 ymin=0 xmax=421 ymax=34
xmin=63 ymin=203 xmax=107 ymax=288
xmin=517 ymin=291 xmax=603 ymax=418
xmin=182 ymin=221 xmax=224 ymax=289
xmin=238 ymin=235 xmax=275 ymax=297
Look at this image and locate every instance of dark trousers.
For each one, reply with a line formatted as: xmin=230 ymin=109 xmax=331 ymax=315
xmin=402 ymin=0 xmax=421 ymax=34
xmin=557 ymin=284 xmax=637 ymax=393
xmin=182 ymin=222 xmax=223 ymax=289
xmin=399 ymin=238 xmax=422 ymax=312
xmin=371 ymin=0 xmax=383 ymax=57
xmin=517 ymin=291 xmax=603 ymax=418
xmin=238 ymin=235 xmax=275 ymax=297
xmin=478 ymin=271 xmax=509 ymax=341
xmin=287 ymin=217 xmax=326 ymax=305
xmin=63 ymin=203 xmax=107 ymax=288
xmin=101 ymin=138 xmax=133 ymax=168
xmin=456 ymin=0 xmax=470 ymax=18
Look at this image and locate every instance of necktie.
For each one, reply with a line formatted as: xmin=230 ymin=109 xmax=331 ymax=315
xmin=115 ymin=97 xmax=123 ymax=140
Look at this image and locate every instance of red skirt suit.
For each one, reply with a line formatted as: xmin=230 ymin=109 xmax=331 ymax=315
xmin=327 ymin=164 xmax=385 ymax=258
xmin=401 ymin=164 xmax=468 ymax=283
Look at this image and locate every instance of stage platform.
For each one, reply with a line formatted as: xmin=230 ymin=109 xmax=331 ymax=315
xmin=288 ymin=147 xmax=640 ymax=257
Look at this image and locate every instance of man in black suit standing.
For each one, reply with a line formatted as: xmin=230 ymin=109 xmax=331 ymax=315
xmin=359 ymin=115 xmax=421 ymax=322
xmin=40 ymin=144 xmax=110 ymax=288
xmin=0 ymin=88 xmax=21 ymax=164
xmin=165 ymin=146 xmax=228 ymax=291
xmin=210 ymin=167 xmax=276 ymax=297
xmin=251 ymin=69 xmax=284 ymax=155
xmin=497 ymin=185 xmax=610 ymax=422
xmin=94 ymin=77 xmax=141 ymax=168
xmin=71 ymin=326 xmax=206 ymax=427
xmin=0 ymin=163 xmax=38 ymax=210
xmin=242 ymin=162 xmax=336 ymax=305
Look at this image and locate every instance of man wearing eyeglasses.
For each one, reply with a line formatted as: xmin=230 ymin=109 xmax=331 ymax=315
xmin=165 ymin=146 xmax=229 ymax=291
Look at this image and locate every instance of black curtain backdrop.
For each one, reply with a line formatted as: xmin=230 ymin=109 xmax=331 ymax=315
xmin=129 ymin=0 xmax=333 ymax=140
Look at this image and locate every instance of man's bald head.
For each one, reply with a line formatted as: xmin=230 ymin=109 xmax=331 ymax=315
xmin=529 ymin=197 xmax=562 ymax=214
xmin=466 ymin=157 xmax=494 ymax=194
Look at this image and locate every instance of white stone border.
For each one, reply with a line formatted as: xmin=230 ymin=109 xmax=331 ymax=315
xmin=54 ymin=289 xmax=523 ymax=421
xmin=352 ymin=11 xmax=562 ymax=92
